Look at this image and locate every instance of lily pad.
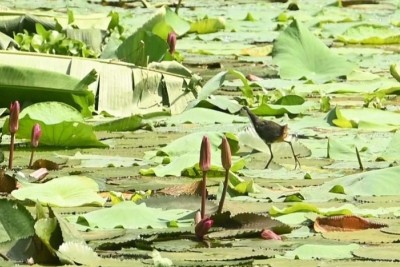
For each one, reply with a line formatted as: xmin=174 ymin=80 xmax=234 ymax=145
xmin=3 ymin=102 xmax=106 ymax=147
xmin=76 ymin=201 xmax=194 ymax=229
xmin=12 ymin=176 xmax=106 ymax=207
xmin=272 ymin=19 xmax=355 ymax=83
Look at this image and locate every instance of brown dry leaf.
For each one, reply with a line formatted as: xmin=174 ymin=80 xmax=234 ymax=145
xmin=158 ymin=180 xmax=202 ymax=196
xmin=0 ymin=168 xmax=17 ymax=193
xmin=31 ymin=159 xmax=60 ymax=170
xmin=314 ymin=215 xmax=387 ymax=233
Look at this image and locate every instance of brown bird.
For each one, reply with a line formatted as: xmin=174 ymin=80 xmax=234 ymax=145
xmin=242 ymin=106 xmax=300 ymax=169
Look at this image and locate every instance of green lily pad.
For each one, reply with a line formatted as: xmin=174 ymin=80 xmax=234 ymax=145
xmin=76 ymin=202 xmax=194 ymax=229
xmin=140 ymin=131 xmax=245 ymax=177
xmin=12 ymin=176 xmax=106 ymax=207
xmin=272 ymin=19 xmax=355 ymax=83
xmin=3 ymin=102 xmax=106 ymax=147
xmin=337 ymin=24 xmax=400 ymax=44
xmin=284 ymin=243 xmax=360 ymax=260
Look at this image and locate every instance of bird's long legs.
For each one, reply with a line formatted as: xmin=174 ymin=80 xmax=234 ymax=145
xmin=285 ymin=141 xmax=301 ymax=169
xmin=265 ymin=143 xmax=273 ymax=169
xmin=265 ymin=142 xmax=301 ymax=169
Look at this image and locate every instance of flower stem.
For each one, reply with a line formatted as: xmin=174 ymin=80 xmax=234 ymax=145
xmin=29 ymin=149 xmax=35 ymax=169
xmin=217 ymin=169 xmax=230 ymax=214
xmin=8 ymin=133 xmax=15 ymax=170
xmin=201 ymin=171 xmax=207 ymax=219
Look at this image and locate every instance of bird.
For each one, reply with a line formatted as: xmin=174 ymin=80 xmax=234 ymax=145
xmin=242 ymin=106 xmax=300 ymax=169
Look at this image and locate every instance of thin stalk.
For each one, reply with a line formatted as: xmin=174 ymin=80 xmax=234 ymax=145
xmin=355 ymin=147 xmax=364 ymax=171
xmin=175 ymin=0 xmax=182 ymax=14
xmin=217 ymin=169 xmax=230 ymax=214
xmin=8 ymin=133 xmax=15 ymax=169
xmin=201 ymin=171 xmax=207 ymax=219
xmin=29 ymin=149 xmax=35 ymax=168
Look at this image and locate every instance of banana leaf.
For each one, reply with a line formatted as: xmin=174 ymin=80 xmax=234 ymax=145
xmin=0 ymin=51 xmax=197 ymax=117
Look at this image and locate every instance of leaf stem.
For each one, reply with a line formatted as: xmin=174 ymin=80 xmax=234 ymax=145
xmin=175 ymin=0 xmax=182 ymax=14
xmin=29 ymin=149 xmax=35 ymax=169
xmin=201 ymin=171 xmax=207 ymax=219
xmin=217 ymin=169 xmax=230 ymax=214
xmin=8 ymin=133 xmax=15 ymax=169
xmin=355 ymin=147 xmax=364 ymax=171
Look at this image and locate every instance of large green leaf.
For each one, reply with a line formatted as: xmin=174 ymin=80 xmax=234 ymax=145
xmin=3 ymin=102 xmax=106 ymax=147
xmin=0 ymin=64 xmax=96 ymax=116
xmin=284 ymin=244 xmax=359 ymax=260
xmin=0 ymin=199 xmax=35 ymax=244
xmin=76 ymin=202 xmax=194 ymax=229
xmin=272 ymin=19 xmax=355 ymax=83
xmin=11 ymin=176 xmax=106 ymax=207
xmin=116 ymin=29 xmax=168 ymax=66
xmin=337 ymin=24 xmax=400 ymax=44
xmin=302 ymin=166 xmax=400 ymax=201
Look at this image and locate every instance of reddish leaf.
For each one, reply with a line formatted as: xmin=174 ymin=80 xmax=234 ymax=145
xmin=0 ymin=168 xmax=17 ymax=193
xmin=31 ymin=159 xmax=60 ymax=170
xmin=314 ymin=215 xmax=387 ymax=233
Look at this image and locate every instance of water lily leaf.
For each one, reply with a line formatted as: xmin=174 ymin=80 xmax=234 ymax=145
xmin=328 ymin=107 xmax=400 ymax=129
xmin=141 ymin=6 xmax=190 ymax=38
xmin=272 ymin=19 xmax=354 ymax=83
xmin=269 ymin=203 xmax=353 ymax=217
xmin=353 ymin=246 xmax=400 ymax=261
xmin=196 ymin=96 xmax=243 ymax=114
xmin=380 ymin=132 xmax=400 ymax=161
xmin=93 ymin=114 xmax=143 ymax=132
xmin=3 ymin=102 xmax=106 ymax=147
xmin=0 ymin=199 xmax=35 ymax=244
xmin=76 ymin=202 xmax=193 ymax=229
xmin=284 ymin=244 xmax=359 ymax=260
xmin=337 ymin=24 xmax=400 ymax=44
xmin=57 ymin=241 xmax=102 ymax=265
xmin=140 ymin=132 xmax=245 ymax=177
xmin=252 ymin=95 xmax=313 ymax=116
xmin=189 ymin=17 xmax=225 ymax=34
xmin=314 ymin=215 xmax=387 ymax=233
xmin=167 ymin=107 xmax=247 ymax=125
xmin=150 ymin=7 xmax=191 ymax=38
xmin=116 ymin=29 xmax=168 ymax=66
xmin=56 ymin=152 xmax=150 ymax=168
xmin=303 ymin=166 xmax=400 ymax=200
xmin=11 ymin=176 xmax=106 ymax=207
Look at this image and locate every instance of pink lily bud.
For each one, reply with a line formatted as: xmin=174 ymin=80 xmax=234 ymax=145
xmin=167 ymin=32 xmax=177 ymax=54
xmin=9 ymin=101 xmax=20 ymax=134
xmin=31 ymin=123 xmax=42 ymax=148
xmin=261 ymin=229 xmax=282 ymax=240
xmin=195 ymin=217 xmax=213 ymax=240
xmin=199 ymin=136 xmax=211 ymax=172
xmin=221 ymin=137 xmax=232 ymax=170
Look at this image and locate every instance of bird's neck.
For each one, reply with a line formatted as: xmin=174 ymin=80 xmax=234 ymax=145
xmin=244 ymin=108 xmax=261 ymax=128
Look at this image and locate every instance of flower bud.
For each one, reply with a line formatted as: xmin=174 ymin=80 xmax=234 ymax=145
xmin=195 ymin=217 xmax=213 ymax=240
xmin=221 ymin=137 xmax=232 ymax=170
xmin=261 ymin=229 xmax=281 ymax=240
xmin=199 ymin=136 xmax=211 ymax=172
xmin=167 ymin=32 xmax=177 ymax=54
xmin=31 ymin=123 xmax=42 ymax=148
xmin=194 ymin=211 xmax=202 ymax=224
xmin=9 ymin=101 xmax=20 ymax=134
